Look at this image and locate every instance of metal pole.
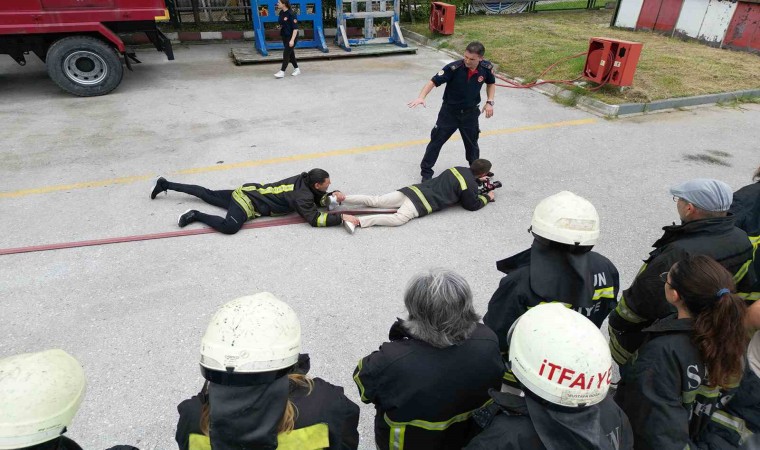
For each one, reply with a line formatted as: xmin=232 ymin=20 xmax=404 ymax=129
xmin=191 ymin=0 xmax=201 ymax=25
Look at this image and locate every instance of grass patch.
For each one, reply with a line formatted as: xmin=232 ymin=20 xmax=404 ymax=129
xmin=535 ymin=1 xmax=601 ymax=11
xmin=404 ymin=10 xmax=760 ymax=104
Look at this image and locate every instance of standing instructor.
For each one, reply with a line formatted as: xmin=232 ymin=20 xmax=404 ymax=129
xmin=408 ymin=41 xmax=496 ymax=182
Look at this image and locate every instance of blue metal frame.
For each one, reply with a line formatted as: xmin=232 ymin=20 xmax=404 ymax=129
xmin=334 ymin=0 xmax=407 ymax=51
xmin=251 ymin=0 xmax=328 ymax=56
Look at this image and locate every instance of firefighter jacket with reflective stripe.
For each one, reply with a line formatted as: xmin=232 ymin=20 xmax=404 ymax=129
xmin=175 ymin=378 xmax=360 ymax=450
xmin=608 ymin=216 xmax=755 ymax=365
xmin=398 ymin=167 xmax=489 ymax=218
xmin=353 ymin=320 xmax=504 ymax=450
xmin=730 ymin=181 xmax=760 ymax=302
xmin=698 ymin=333 xmax=760 ymax=449
xmin=232 ymin=172 xmax=340 ymax=228
xmin=614 ymin=317 xmax=738 ymax=450
xmin=464 ymin=390 xmax=633 ymax=450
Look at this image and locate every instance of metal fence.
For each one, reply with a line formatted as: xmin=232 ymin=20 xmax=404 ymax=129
xmin=164 ymin=0 xmax=606 ymax=27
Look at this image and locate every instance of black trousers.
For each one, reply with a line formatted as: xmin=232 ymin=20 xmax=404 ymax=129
xmin=281 ymin=37 xmax=298 ymax=71
xmin=165 ymin=181 xmax=247 ymax=235
xmin=420 ymin=105 xmax=481 ymax=179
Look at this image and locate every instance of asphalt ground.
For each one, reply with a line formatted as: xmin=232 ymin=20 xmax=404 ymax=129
xmin=1 ymin=42 xmax=759 ymax=449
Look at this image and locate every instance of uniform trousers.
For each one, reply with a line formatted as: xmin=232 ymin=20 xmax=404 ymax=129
xmin=164 ymin=181 xmax=247 ymax=234
xmin=420 ymin=105 xmax=481 ymax=179
xmin=281 ymin=37 xmax=298 ymax=71
xmin=343 ymin=192 xmax=419 ymax=227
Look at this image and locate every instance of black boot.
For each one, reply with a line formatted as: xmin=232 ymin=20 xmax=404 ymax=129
xmin=177 ymin=209 xmax=198 ymax=228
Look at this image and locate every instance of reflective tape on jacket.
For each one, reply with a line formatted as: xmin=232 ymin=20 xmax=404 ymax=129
xmin=609 ymin=331 xmax=633 ymax=366
xmin=478 ymin=195 xmax=488 ymax=205
xmin=711 ymin=409 xmax=754 ymax=445
xmin=614 ymin=295 xmax=647 ymax=324
xmin=449 ymin=168 xmax=467 ymax=191
xmin=354 ymin=358 xmax=370 ymax=402
xmin=592 ymin=286 xmax=615 ymax=300
xmin=317 ymin=213 xmax=328 ymax=227
xmin=241 ymin=184 xmax=295 ymax=195
xmin=188 ymin=423 xmax=330 ymax=450
xmin=383 ymin=400 xmax=492 ymax=450
xmin=232 ymin=188 xmax=258 ymax=220
xmin=408 ymin=186 xmax=432 ymax=214
xmin=734 ymin=259 xmax=752 ymax=284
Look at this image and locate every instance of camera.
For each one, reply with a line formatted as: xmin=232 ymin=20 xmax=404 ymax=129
xmin=477 ymin=172 xmax=502 ymax=196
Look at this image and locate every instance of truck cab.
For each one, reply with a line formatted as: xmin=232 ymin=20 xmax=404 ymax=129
xmin=0 ymin=0 xmax=174 ymax=96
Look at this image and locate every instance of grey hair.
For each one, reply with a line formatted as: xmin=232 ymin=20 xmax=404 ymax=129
xmin=401 ymin=268 xmax=480 ymax=348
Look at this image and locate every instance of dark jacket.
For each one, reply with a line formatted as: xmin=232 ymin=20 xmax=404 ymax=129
xmin=615 ymin=317 xmax=738 ymax=450
xmin=232 ymin=172 xmax=340 ymax=227
xmin=278 ymin=9 xmax=298 ymax=39
xmin=608 ymin=216 xmax=755 ymax=365
xmin=175 ymin=374 xmax=360 ymax=450
xmin=431 ymin=60 xmax=496 ymax=108
xmin=353 ymin=320 xmax=504 ymax=450
xmin=398 ymin=167 xmax=489 ymax=218
xmin=730 ymin=181 xmax=760 ymax=302
xmin=464 ymin=390 xmax=633 ymax=450
xmin=484 ymin=241 xmax=619 ymax=385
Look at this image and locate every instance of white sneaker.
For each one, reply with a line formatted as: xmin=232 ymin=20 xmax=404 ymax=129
xmin=343 ymin=220 xmax=356 ymax=235
xmin=291 ymin=68 xmax=301 ymax=76
xmin=274 ymin=70 xmax=285 ymax=78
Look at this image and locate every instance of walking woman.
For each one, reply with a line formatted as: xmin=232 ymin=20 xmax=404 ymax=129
xmin=274 ymin=0 xmax=299 ymax=78
xmin=614 ymin=255 xmax=748 ymax=450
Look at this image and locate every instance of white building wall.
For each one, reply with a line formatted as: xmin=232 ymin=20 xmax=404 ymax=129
xmin=698 ymin=0 xmax=737 ymax=44
xmin=615 ymin=0 xmax=645 ymax=29
xmin=674 ymin=0 xmax=710 ymax=38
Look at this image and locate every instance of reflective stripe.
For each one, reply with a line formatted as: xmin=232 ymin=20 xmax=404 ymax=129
xmin=189 ymin=424 xmax=330 ymax=450
xmin=681 ymin=385 xmax=724 ymax=405
xmin=232 ymin=187 xmax=257 ymax=219
xmin=749 ymin=235 xmax=759 ymax=247
xmin=384 ymin=400 xmax=491 ymax=450
xmin=241 ymin=184 xmax=295 ymax=195
xmin=317 ymin=213 xmax=328 ymax=227
xmin=711 ymin=410 xmax=754 ymax=445
xmin=409 ymin=186 xmax=432 ymax=214
xmin=738 ymin=292 xmax=760 ymax=302
xmin=354 ymin=358 xmax=369 ymax=402
xmin=637 ymin=262 xmax=648 ymax=276
xmin=592 ymin=286 xmax=615 ymax=300
xmin=278 ymin=423 xmax=330 ymax=450
xmin=449 ymin=167 xmax=467 ymax=191
xmin=320 ymin=194 xmax=329 ymax=206
xmin=615 ymin=295 xmax=647 ymax=324
xmin=478 ymin=195 xmax=488 ymax=205
xmin=734 ymin=259 xmax=752 ymax=283
xmin=503 ymin=370 xmax=517 ymax=383
xmin=609 ymin=331 xmax=633 ymax=365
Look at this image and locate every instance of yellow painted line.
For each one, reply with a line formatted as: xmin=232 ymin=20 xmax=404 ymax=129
xmin=1 ymin=118 xmax=596 ymax=199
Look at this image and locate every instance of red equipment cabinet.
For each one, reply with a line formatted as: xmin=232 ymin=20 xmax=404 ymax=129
xmin=583 ymin=37 xmax=643 ymax=87
xmin=429 ymin=2 xmax=455 ymax=35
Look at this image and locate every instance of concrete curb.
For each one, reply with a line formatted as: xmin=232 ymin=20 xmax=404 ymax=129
xmin=124 ymin=28 xmax=343 ymax=45
xmin=400 ymin=27 xmax=760 ymax=117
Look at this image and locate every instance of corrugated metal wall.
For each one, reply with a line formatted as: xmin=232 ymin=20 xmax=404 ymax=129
xmin=699 ymin=0 xmax=738 ymax=43
xmin=725 ymin=2 xmax=760 ymax=52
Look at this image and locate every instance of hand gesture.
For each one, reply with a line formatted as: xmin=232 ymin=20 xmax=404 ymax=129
xmin=342 ymin=214 xmax=360 ymax=225
xmin=407 ymin=98 xmax=425 ymax=108
xmin=333 ymin=191 xmax=346 ymax=203
xmin=487 ymin=191 xmax=495 ymax=202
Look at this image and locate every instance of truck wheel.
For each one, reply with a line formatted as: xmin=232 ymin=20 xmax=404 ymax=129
xmin=46 ymin=36 xmax=124 ymax=97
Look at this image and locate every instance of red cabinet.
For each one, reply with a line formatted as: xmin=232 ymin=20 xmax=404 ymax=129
xmin=583 ymin=37 xmax=644 ymax=87
xmin=429 ymin=2 xmax=455 ymax=35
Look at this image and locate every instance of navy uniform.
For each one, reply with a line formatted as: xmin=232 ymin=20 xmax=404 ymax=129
xmin=420 ymin=60 xmax=496 ymax=180
xmin=399 ymin=166 xmax=490 ymax=217
xmin=278 ymin=8 xmax=299 ymax=72
xmin=607 ymin=217 xmax=755 ymax=366
xmin=729 ymin=179 xmax=760 ymax=302
xmin=614 ymin=316 xmax=739 ymax=450
xmin=465 ymin=390 xmax=633 ymax=450
xmin=483 ymin=241 xmax=619 ymax=385
xmin=353 ymin=320 xmax=504 ymax=450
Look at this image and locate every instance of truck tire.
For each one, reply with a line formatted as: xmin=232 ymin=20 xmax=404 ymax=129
xmin=46 ymin=36 xmax=124 ymax=97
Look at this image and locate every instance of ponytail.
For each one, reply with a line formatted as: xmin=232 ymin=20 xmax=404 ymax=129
xmin=693 ymin=291 xmax=747 ymax=388
xmin=669 ymin=255 xmax=749 ymax=388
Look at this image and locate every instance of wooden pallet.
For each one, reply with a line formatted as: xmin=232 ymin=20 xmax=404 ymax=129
xmin=231 ymin=42 xmax=417 ymax=65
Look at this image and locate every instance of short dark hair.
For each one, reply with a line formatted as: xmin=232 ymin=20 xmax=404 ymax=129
xmin=279 ymin=0 xmax=291 ymax=8
xmin=465 ymin=41 xmax=485 ymax=57
xmin=470 ymin=159 xmax=492 ymax=176
xmin=307 ymin=168 xmax=329 ymax=185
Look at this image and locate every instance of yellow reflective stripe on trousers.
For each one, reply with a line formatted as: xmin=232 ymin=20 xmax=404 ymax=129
xmin=409 ymin=186 xmax=432 ymax=214
xmin=241 ymin=184 xmax=295 ymax=195
xmin=188 ymin=424 xmax=329 ymax=450
xmin=317 ymin=213 xmax=328 ymax=227
xmin=354 ymin=358 xmax=369 ymax=402
xmin=384 ymin=400 xmax=492 ymax=450
xmin=609 ymin=331 xmax=633 ymax=365
xmin=733 ymin=259 xmax=752 ymax=283
xmin=592 ymin=286 xmax=615 ymax=300
xmin=232 ymin=187 xmax=257 ymax=219
xmin=711 ymin=410 xmax=754 ymax=445
xmin=615 ymin=295 xmax=647 ymax=324
xmin=449 ymin=167 xmax=467 ymax=190
xmin=478 ymin=195 xmax=488 ymax=205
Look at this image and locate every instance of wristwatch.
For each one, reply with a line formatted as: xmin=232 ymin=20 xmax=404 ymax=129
xmin=486 ymin=100 xmax=494 ymax=106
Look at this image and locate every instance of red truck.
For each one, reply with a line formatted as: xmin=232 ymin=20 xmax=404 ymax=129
xmin=0 ymin=0 xmax=174 ymax=96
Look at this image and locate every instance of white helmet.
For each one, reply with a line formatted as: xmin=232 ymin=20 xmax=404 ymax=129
xmin=530 ymin=191 xmax=600 ymax=246
xmin=508 ymin=303 xmax=612 ymax=407
xmin=0 ymin=349 xmax=86 ymax=449
xmin=200 ymin=292 xmax=301 ymax=384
